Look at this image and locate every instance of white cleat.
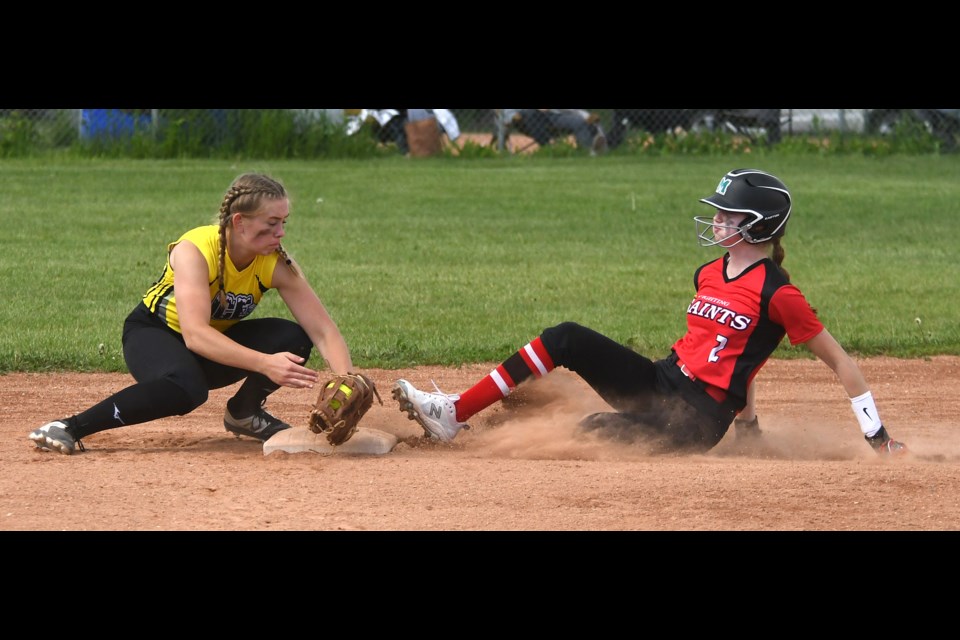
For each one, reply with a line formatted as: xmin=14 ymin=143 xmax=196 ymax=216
xmin=392 ymin=379 xmax=469 ymax=442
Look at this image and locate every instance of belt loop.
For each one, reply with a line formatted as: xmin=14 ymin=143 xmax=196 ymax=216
xmin=675 ymin=356 xmax=696 ymax=382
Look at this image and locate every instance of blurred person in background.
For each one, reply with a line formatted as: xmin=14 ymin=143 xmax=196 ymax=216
xmin=345 ymin=109 xmax=460 ymax=156
xmin=501 ymin=109 xmax=607 ymax=155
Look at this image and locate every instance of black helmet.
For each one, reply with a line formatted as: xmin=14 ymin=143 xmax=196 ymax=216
xmin=697 ymin=168 xmax=792 ymax=244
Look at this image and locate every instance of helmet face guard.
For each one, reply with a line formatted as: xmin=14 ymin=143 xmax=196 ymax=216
xmin=695 ymin=168 xmax=792 ymax=246
xmin=694 ymin=213 xmax=756 ymax=247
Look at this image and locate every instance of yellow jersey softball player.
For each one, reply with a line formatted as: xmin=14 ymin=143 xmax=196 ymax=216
xmin=30 ymin=172 xmax=357 ymax=454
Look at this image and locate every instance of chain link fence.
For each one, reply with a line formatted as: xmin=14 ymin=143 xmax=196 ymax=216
xmin=2 ymin=108 xmax=957 ymax=156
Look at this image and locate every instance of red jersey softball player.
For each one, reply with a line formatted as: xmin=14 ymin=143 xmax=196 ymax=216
xmin=393 ymin=168 xmax=907 ymax=455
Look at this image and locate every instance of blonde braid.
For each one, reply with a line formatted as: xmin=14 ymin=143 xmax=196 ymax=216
xmin=216 ymin=188 xmax=234 ymax=308
xmin=216 ymin=184 xmax=257 ymax=307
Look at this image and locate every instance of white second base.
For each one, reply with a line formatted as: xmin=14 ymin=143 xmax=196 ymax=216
xmin=263 ymin=426 xmax=398 ymax=456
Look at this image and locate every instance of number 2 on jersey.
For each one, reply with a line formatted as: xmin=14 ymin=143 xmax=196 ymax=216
xmin=708 ymin=334 xmax=728 ymax=363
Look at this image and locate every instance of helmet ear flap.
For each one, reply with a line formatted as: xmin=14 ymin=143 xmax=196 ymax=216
xmin=742 ymin=228 xmax=757 ymax=244
xmin=744 ymin=189 xmax=791 ymax=242
xmin=737 ymin=213 xmax=761 ymax=243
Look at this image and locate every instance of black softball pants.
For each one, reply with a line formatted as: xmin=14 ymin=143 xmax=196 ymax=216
xmin=68 ymin=303 xmax=312 ymax=439
xmin=539 ymin=321 xmax=735 ymax=453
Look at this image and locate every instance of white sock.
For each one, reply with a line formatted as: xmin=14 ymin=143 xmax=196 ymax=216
xmin=850 ymin=391 xmax=883 ymax=438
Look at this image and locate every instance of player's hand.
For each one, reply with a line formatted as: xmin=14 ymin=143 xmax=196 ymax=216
xmin=262 ymin=352 xmax=320 ymax=389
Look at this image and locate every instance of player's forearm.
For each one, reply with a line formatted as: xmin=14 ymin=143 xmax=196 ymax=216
xmin=315 ymin=333 xmax=353 ymax=375
xmin=183 ymin=325 xmax=269 ymax=374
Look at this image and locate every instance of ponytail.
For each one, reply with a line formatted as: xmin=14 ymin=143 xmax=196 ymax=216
xmin=771 ymin=237 xmax=817 ymax=314
xmin=771 ymin=237 xmax=789 ymax=282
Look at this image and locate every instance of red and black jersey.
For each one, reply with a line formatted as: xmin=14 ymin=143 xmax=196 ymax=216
xmin=671 ymin=254 xmax=823 ymax=403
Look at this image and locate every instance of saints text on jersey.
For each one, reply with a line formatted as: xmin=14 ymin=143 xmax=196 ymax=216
xmin=686 ymin=295 xmax=752 ymax=331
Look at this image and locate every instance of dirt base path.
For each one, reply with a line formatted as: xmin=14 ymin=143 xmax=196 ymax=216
xmin=3 ymin=357 xmax=958 ymax=531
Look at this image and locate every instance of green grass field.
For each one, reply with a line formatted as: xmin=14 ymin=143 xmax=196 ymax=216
xmin=2 ymin=154 xmax=958 ymax=373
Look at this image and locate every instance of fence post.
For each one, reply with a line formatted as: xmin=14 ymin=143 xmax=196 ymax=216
xmin=496 ymin=109 xmax=506 ymax=152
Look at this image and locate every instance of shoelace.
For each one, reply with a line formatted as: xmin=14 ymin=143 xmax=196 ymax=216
xmin=61 ymin=423 xmax=85 ymax=452
xmin=428 ymin=380 xmax=469 ymax=430
xmin=429 ymin=379 xmax=454 ymax=397
xmin=253 ymin=406 xmax=284 ymax=429
xmin=228 ymin=400 xmax=285 ymax=434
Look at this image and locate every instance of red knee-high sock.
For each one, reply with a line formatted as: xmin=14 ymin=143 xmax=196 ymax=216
xmin=455 ymin=336 xmax=556 ymax=421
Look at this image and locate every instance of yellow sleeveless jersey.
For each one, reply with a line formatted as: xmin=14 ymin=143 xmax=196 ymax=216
xmin=142 ymin=225 xmax=280 ymax=334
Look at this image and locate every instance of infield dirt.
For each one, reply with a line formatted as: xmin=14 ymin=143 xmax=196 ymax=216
xmin=3 ymin=356 xmax=959 ymax=531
